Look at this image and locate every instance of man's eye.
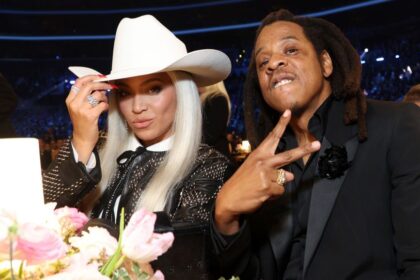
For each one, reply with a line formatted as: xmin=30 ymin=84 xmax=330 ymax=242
xmin=259 ymin=60 xmax=268 ymax=68
xmin=286 ymin=48 xmax=298 ymax=55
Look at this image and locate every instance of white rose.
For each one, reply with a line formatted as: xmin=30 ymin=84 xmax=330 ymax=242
xmin=69 ymin=226 xmax=117 ymax=261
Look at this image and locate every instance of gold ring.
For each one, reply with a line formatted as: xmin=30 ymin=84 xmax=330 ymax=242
xmin=276 ymin=168 xmax=286 ymax=186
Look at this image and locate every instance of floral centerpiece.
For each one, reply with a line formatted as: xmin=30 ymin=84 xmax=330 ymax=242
xmin=0 ymin=204 xmax=174 ymax=280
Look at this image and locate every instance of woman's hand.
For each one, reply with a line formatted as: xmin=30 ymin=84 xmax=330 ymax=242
xmin=65 ymin=75 xmax=113 ymax=164
xmin=215 ymin=110 xmax=321 ymax=235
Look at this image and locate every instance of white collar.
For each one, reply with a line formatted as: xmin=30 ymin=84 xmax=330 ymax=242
xmin=127 ymin=134 xmax=173 ymax=152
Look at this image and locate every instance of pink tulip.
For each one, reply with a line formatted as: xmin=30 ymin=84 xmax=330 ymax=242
xmin=122 ymin=208 xmax=174 ymax=263
xmin=15 ymin=222 xmax=67 ymax=265
xmin=151 ymin=270 xmax=165 ymax=280
xmin=55 ymin=207 xmax=89 ymax=232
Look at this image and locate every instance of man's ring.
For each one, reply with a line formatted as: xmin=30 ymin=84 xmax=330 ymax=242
xmin=276 ymin=169 xmax=286 ymax=186
xmin=71 ymin=85 xmax=80 ymax=94
xmin=87 ymin=95 xmax=99 ymax=108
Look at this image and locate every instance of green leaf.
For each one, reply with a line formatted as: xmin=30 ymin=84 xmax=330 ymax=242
xmin=0 ymin=269 xmax=11 ymax=279
xmin=101 ymin=208 xmax=126 ymax=276
xmin=112 ymin=267 xmax=131 ymax=280
xmin=132 ymin=262 xmax=141 ymax=275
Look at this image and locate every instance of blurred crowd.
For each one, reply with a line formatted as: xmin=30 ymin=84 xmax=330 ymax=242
xmin=1 ymin=35 xmax=419 ymax=169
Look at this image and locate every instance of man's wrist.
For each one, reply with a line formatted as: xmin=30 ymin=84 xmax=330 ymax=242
xmin=215 ymin=206 xmax=240 ymax=235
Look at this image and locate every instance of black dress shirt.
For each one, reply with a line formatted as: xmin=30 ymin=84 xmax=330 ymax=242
xmin=280 ymin=98 xmax=332 ymax=280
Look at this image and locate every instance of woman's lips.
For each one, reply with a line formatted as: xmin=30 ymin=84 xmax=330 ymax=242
xmin=132 ymin=119 xmax=153 ymax=129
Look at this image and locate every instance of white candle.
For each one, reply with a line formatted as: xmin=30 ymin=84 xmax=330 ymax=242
xmin=0 ymin=138 xmax=44 ymax=220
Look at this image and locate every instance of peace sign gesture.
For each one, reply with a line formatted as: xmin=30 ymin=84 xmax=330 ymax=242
xmin=215 ymin=109 xmax=321 ymax=235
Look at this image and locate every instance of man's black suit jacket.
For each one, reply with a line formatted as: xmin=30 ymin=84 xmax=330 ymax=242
xmin=212 ymin=99 xmax=420 ymax=280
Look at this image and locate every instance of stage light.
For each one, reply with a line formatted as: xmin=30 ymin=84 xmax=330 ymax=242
xmin=395 ymin=54 xmax=400 ymax=59
xmin=361 ymin=60 xmax=366 ymax=64
xmin=407 ymin=66 xmax=412 ymax=74
xmin=376 ymin=57 xmax=384 ymax=62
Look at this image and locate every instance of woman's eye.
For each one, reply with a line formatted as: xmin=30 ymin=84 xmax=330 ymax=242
xmin=115 ymin=89 xmax=129 ymax=97
xmin=148 ymin=86 xmax=162 ymax=94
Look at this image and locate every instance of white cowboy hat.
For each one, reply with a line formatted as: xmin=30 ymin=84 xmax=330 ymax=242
xmin=69 ymin=15 xmax=231 ymax=86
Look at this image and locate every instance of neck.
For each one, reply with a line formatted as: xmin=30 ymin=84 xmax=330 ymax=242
xmin=289 ymin=91 xmax=331 ymax=146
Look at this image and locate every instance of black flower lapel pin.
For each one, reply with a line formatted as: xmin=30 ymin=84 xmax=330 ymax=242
xmin=318 ymin=144 xmax=351 ymax=179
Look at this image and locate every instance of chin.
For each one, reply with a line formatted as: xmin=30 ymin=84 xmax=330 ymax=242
xmin=275 ymin=100 xmax=296 ymax=113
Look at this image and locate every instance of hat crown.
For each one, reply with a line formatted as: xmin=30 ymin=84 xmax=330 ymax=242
xmin=111 ymin=15 xmax=187 ymax=74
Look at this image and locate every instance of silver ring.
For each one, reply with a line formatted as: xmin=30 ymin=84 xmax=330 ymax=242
xmin=87 ymin=94 xmax=99 ymax=108
xmin=276 ymin=169 xmax=286 ymax=186
xmin=70 ymin=85 xmax=80 ymax=94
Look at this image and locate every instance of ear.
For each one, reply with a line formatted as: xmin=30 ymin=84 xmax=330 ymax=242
xmin=320 ymin=50 xmax=333 ymax=78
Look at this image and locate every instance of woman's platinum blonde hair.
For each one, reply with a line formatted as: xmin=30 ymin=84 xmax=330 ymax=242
xmin=94 ymin=71 xmax=202 ymax=212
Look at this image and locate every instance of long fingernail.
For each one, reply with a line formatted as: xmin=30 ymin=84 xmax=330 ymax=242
xmin=110 ymin=84 xmax=119 ymax=89
xmin=282 ymin=109 xmax=290 ymax=118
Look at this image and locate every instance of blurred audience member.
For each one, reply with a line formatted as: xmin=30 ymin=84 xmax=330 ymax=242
xmin=199 ymin=81 xmax=232 ymax=158
xmin=0 ymin=73 xmax=18 ymax=138
xmin=39 ymin=138 xmax=52 ymax=170
xmin=403 ymin=84 xmax=420 ymax=107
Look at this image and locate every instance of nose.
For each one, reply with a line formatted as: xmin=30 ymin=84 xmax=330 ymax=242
xmin=132 ymin=94 xmax=147 ymax=113
xmin=267 ymin=55 xmax=287 ymax=71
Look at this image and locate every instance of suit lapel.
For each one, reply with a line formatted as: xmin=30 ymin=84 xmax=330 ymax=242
xmin=303 ymin=99 xmax=360 ymax=276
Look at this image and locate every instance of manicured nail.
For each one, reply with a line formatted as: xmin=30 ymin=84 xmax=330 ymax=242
xmin=282 ymin=109 xmax=290 ymax=118
xmin=110 ymin=84 xmax=119 ymax=89
xmin=98 ymin=74 xmax=106 ymax=78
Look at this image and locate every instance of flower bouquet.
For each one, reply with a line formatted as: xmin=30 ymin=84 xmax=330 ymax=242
xmin=0 ymin=204 xmax=174 ymax=280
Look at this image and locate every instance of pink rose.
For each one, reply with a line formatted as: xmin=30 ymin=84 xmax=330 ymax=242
xmin=15 ymin=222 xmax=67 ymax=265
xmin=122 ymin=208 xmax=174 ymax=263
xmin=55 ymin=206 xmax=88 ymax=232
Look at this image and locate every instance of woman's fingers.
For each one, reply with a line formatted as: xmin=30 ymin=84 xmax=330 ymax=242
xmin=66 ymin=75 xmax=100 ymax=103
xmin=90 ymin=92 xmax=110 ymax=115
xmin=72 ymin=83 xmax=112 ymax=107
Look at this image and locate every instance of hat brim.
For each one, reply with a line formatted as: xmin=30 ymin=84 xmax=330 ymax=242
xmin=69 ymin=49 xmax=231 ymax=87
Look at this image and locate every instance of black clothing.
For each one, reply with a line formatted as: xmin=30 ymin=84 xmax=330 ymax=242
xmin=43 ymin=140 xmax=234 ymax=279
xmin=281 ymin=97 xmax=331 ymax=280
xmin=202 ymin=95 xmax=231 ymax=158
xmin=212 ymin=99 xmax=420 ymax=280
xmin=43 ymin=140 xmax=234 ymax=224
